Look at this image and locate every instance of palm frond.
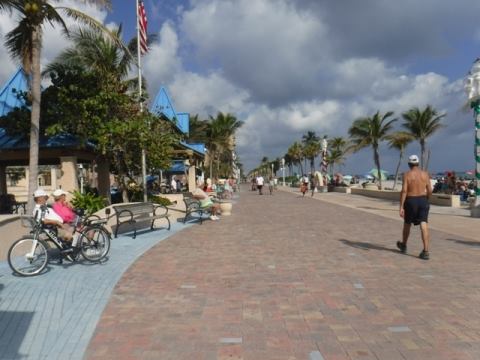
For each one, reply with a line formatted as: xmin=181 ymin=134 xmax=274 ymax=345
xmin=5 ymin=18 xmax=33 ymax=72
xmin=56 ymin=7 xmax=132 ymax=59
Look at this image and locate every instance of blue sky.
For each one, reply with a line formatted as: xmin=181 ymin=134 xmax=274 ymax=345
xmin=1 ymin=0 xmax=479 ymax=174
xmin=107 ymin=0 xmax=184 ymax=40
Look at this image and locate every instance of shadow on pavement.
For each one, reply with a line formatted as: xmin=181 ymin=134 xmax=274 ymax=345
xmin=446 ymin=238 xmax=480 ymax=247
xmin=339 ymin=238 xmax=418 ymax=258
xmin=0 ymin=310 xmax=34 ymax=359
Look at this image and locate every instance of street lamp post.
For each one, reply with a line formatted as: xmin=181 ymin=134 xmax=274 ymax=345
xmin=464 ymin=59 xmax=480 ymax=217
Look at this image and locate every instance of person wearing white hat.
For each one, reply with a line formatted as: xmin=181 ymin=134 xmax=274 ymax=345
xmin=33 ymin=189 xmax=73 ymax=241
xmin=397 ymin=155 xmax=432 ymax=260
xmin=52 ymin=189 xmax=77 ymax=225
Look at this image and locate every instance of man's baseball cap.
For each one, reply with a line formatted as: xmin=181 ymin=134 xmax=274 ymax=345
xmin=408 ymin=155 xmax=419 ymax=164
xmin=33 ymin=189 xmax=48 ymax=198
xmin=52 ymin=189 xmax=67 ymax=197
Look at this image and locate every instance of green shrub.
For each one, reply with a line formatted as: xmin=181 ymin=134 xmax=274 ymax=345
xmin=149 ymin=196 xmax=172 ymax=207
xmin=71 ymin=190 xmax=107 ymax=215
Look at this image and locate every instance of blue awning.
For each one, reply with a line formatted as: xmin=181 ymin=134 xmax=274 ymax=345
xmin=0 ymin=68 xmax=29 ymax=117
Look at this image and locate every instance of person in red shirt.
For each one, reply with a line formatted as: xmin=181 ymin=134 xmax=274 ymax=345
xmin=51 ymin=189 xmax=77 ymax=224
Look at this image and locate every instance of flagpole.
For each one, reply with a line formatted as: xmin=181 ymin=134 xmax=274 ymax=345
xmin=137 ymin=0 xmax=148 ymax=202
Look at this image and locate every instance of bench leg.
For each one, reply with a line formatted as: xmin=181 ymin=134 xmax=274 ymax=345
xmin=183 ymin=211 xmax=189 ymax=224
xmin=166 ymin=217 xmax=171 ymax=230
xmin=133 ymin=225 xmax=137 ymax=239
xmin=150 ymin=220 xmax=155 ymax=231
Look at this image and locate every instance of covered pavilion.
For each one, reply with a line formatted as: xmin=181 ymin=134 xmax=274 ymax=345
xmin=150 ymin=87 xmax=205 ymax=191
xmin=0 ymin=68 xmax=110 ymax=201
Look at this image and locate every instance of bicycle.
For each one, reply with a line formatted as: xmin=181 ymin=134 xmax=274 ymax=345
xmin=7 ymin=207 xmax=112 ymax=277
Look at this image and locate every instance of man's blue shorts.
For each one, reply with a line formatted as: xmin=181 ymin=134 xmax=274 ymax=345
xmin=404 ymin=196 xmax=430 ymax=225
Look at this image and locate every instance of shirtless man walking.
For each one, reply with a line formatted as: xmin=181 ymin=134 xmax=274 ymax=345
xmin=397 ymin=155 xmax=433 ymax=260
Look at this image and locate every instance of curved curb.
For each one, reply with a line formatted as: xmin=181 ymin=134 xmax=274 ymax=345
xmin=0 ymin=221 xmax=193 ymax=360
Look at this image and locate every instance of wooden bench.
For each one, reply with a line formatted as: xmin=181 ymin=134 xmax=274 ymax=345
xmin=112 ymin=202 xmax=170 ymax=238
xmin=182 ymin=193 xmax=213 ymax=224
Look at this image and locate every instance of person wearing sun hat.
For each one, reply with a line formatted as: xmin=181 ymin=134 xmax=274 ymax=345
xmin=51 ymin=189 xmax=77 ymax=224
xmin=32 ymin=188 xmax=73 ymax=241
xmin=397 ymin=155 xmax=432 ymax=260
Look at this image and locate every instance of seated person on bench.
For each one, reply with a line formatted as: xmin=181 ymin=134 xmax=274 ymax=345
xmin=192 ymin=182 xmax=221 ymax=221
xmin=32 ymin=189 xmax=73 ymax=241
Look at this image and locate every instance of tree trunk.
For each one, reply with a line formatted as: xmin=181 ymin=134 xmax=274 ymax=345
xmin=393 ymin=149 xmax=403 ymax=191
xmin=310 ymin=157 xmax=315 ymax=174
xmin=209 ymin=154 xmax=213 ymax=180
xmin=425 ymin=148 xmax=431 ymax=171
xmin=27 ymin=27 xmax=42 ymax=213
xmin=420 ymin=139 xmax=426 ymax=170
xmin=373 ymin=146 xmax=382 ymax=190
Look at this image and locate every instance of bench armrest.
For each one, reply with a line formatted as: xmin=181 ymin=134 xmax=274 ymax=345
xmin=153 ymin=204 xmax=168 ymax=216
xmin=116 ymin=209 xmax=134 ymax=223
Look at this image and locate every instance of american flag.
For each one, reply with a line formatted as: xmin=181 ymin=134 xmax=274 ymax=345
xmin=138 ymin=1 xmax=148 ymax=55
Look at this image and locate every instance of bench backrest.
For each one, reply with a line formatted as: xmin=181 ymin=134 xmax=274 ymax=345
xmin=183 ymin=197 xmax=199 ymax=209
xmin=113 ymin=203 xmax=155 ymax=217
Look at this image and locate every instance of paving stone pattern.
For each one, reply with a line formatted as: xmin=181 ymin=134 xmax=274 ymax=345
xmin=86 ymin=188 xmax=480 ymax=360
xmin=0 ymin=222 xmax=187 ymax=360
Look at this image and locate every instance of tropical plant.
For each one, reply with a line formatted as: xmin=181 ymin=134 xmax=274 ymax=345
xmin=401 ymin=105 xmax=446 ymax=170
xmin=323 ymin=137 xmax=349 ymax=175
xmin=1 ymin=0 xmax=116 ymax=211
xmin=187 ymin=114 xmax=209 ymax=143
xmin=302 ymin=131 xmax=320 ymax=174
xmin=44 ymin=26 xmax=133 ymax=86
xmin=326 ymin=148 xmax=346 ymax=175
xmin=205 ymin=112 xmax=243 ymax=179
xmin=348 ymin=111 xmax=397 ymax=189
xmin=386 ymin=131 xmax=414 ymax=190
xmin=287 ymin=142 xmax=304 ymax=175
xmin=70 ymin=190 xmax=106 ymax=215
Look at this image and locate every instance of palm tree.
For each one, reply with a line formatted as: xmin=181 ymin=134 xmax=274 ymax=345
xmin=348 ymin=111 xmax=397 ymax=189
xmin=302 ymin=131 xmax=320 ymax=173
xmin=283 ymin=153 xmax=293 ymax=176
xmin=1 ymin=0 xmax=116 ymax=211
xmin=287 ymin=142 xmax=304 ymax=176
xmin=326 ymin=148 xmax=346 ymax=175
xmin=187 ymin=114 xmax=209 ymax=143
xmin=205 ymin=112 xmax=243 ymax=179
xmin=402 ymin=105 xmax=446 ymax=170
xmin=326 ymin=137 xmax=349 ymax=175
xmin=386 ymin=131 xmax=414 ymax=190
xmin=44 ymin=26 xmax=133 ymax=86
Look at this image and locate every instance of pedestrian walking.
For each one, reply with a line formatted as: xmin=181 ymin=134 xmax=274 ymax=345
xmin=256 ymin=175 xmax=265 ymax=195
xmin=268 ymin=176 xmax=274 ymax=195
xmin=310 ymin=172 xmax=318 ymax=197
xmin=397 ymin=155 xmax=433 ymax=260
xmin=300 ymin=174 xmax=309 ymax=197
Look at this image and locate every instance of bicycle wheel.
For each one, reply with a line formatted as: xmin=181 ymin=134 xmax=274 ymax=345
xmin=8 ymin=237 xmax=49 ymax=276
xmin=79 ymin=226 xmax=111 ymax=262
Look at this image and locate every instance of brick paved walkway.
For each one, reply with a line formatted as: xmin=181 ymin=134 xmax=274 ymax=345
xmin=86 ymin=188 xmax=480 ymax=360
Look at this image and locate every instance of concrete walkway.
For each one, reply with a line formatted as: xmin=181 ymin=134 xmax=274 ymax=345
xmin=85 ymin=187 xmax=480 ymax=360
xmin=281 ymin=187 xmax=478 ymax=241
xmin=0 ymin=221 xmax=191 ymax=360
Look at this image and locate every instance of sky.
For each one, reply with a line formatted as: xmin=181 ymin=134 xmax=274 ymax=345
xmin=1 ymin=0 xmax=479 ymax=175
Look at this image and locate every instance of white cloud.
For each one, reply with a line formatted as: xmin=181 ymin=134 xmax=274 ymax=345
xmin=1 ymin=0 xmax=477 ymax=174
xmin=143 ymin=22 xmax=182 ymax=95
xmin=0 ymin=0 xmax=109 ymax=85
xmin=168 ymin=71 xmax=250 ymax=116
